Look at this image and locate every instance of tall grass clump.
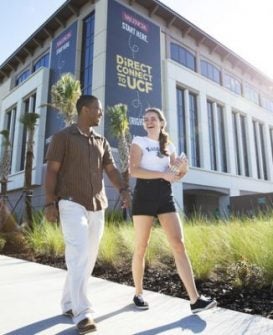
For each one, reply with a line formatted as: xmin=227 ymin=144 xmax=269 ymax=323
xmin=184 ymin=213 xmax=273 ymax=285
xmin=0 ymin=236 xmax=6 ymax=251
xmin=145 ymin=225 xmax=172 ymax=267
xmin=98 ymin=215 xmax=134 ymax=266
xmin=25 ymin=213 xmax=64 ymax=256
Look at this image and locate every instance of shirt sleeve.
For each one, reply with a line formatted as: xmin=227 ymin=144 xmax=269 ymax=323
xmin=132 ymin=136 xmax=143 ymax=150
xmin=168 ymin=142 xmax=176 ymax=155
xmin=45 ymin=132 xmax=66 ymax=163
xmin=102 ymin=139 xmax=116 ymax=167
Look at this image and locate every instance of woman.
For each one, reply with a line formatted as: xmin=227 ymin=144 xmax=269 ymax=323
xmin=129 ymin=107 xmax=216 ymax=313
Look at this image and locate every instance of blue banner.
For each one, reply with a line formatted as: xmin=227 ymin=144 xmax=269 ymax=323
xmin=45 ymin=21 xmax=78 ymax=144
xmin=105 ymin=0 xmax=162 ymax=142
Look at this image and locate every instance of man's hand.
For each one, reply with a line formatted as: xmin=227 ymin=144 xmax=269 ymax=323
xmin=120 ymin=190 xmax=131 ymax=208
xmin=44 ymin=204 xmax=59 ymax=223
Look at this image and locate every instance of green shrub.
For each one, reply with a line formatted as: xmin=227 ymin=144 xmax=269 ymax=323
xmin=25 ymin=217 xmax=64 ymax=256
xmin=0 ymin=236 xmax=6 ymax=251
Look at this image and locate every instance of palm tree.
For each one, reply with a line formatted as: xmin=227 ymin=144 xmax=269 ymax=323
xmin=0 ymin=130 xmax=11 ymax=202
xmin=20 ymin=113 xmax=40 ymax=229
xmin=107 ymin=104 xmax=132 ymax=218
xmin=46 ymin=73 xmax=82 ymax=125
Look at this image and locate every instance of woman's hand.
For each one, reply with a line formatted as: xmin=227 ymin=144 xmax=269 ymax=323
xmin=162 ymin=171 xmax=181 ymax=183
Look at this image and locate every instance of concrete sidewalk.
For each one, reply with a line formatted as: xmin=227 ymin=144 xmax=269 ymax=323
xmin=0 ymin=255 xmax=272 ymax=335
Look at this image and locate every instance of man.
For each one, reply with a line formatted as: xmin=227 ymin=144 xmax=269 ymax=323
xmin=44 ymin=95 xmax=130 ymax=334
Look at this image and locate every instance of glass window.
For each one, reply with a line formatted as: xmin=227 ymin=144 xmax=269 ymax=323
xmin=217 ymin=105 xmax=227 ymax=172
xmin=18 ymin=93 xmax=36 ymax=171
xmin=176 ymin=88 xmax=200 ymax=167
xmin=176 ymin=88 xmax=187 ymax=154
xmin=80 ymin=12 xmax=95 ymax=95
xmin=189 ymin=92 xmax=200 ymax=167
xmin=270 ymin=128 xmax=273 ymax=164
xmin=170 ymin=42 xmax=196 ymax=71
xmin=240 ymin=115 xmax=249 ymax=177
xmin=224 ymin=73 xmax=242 ymax=95
xmin=260 ymin=95 xmax=273 ymax=112
xmin=33 ymin=53 xmax=49 ymax=72
xmin=232 ymin=112 xmax=241 ymax=175
xmin=207 ymin=101 xmax=216 ymax=170
xmin=15 ymin=69 xmax=30 ymax=86
xmin=4 ymin=106 xmax=17 ymax=172
xmin=260 ymin=124 xmax=268 ymax=180
xmin=201 ymin=60 xmax=221 ymax=84
xmin=252 ymin=120 xmax=267 ymax=180
xmin=253 ymin=121 xmax=261 ymax=179
xmin=244 ymin=82 xmax=259 ymax=105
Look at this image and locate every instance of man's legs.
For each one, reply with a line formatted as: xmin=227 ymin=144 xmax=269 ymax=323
xmin=59 ymin=200 xmax=104 ymax=324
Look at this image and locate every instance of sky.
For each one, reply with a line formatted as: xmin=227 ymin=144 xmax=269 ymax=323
xmin=0 ymin=0 xmax=273 ymax=79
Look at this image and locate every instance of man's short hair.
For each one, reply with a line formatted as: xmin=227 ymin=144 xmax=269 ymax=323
xmin=76 ymin=95 xmax=98 ymax=114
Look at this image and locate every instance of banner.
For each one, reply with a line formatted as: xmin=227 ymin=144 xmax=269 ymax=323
xmin=105 ymin=0 xmax=162 ymax=142
xmin=45 ymin=21 xmax=78 ymax=143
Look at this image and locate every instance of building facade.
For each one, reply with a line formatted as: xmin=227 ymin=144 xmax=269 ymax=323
xmin=0 ymin=0 xmax=273 ymax=216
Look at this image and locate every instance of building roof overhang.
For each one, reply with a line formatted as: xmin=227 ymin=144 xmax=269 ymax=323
xmin=0 ymin=0 xmax=272 ymax=87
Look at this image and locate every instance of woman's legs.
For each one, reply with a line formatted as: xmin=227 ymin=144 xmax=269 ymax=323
xmin=158 ymin=212 xmax=199 ymax=304
xmin=132 ymin=215 xmax=153 ymax=295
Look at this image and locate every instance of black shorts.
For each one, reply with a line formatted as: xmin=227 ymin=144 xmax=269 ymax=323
xmin=132 ymin=178 xmax=177 ymax=217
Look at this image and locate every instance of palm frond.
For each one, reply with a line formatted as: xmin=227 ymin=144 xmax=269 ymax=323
xmin=20 ymin=113 xmax=40 ymax=130
xmin=107 ymin=104 xmax=129 ymax=137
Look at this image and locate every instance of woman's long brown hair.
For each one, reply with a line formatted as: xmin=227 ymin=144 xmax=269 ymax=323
xmin=144 ymin=108 xmax=170 ymax=156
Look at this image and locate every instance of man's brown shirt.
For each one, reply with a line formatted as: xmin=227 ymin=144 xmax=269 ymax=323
xmin=46 ymin=124 xmax=115 ymax=211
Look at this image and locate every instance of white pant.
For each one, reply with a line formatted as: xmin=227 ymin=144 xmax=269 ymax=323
xmin=58 ymin=200 xmax=105 ymax=324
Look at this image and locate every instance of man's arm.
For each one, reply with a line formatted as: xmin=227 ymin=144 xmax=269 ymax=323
xmin=104 ymin=163 xmax=130 ymax=208
xmin=44 ymin=160 xmax=61 ymax=222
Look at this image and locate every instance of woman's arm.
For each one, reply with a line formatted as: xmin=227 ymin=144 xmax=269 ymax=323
xmin=129 ymin=143 xmax=178 ymax=182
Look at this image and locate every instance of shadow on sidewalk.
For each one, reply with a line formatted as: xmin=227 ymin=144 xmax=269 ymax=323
xmin=5 ymin=315 xmax=73 ymax=335
xmin=133 ymin=314 xmax=206 ymax=334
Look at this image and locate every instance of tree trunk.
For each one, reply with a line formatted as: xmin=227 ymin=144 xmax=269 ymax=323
xmin=24 ymin=150 xmax=33 ymax=229
xmin=0 ymin=179 xmax=7 ymax=201
xmin=121 ymin=169 xmax=131 ymax=220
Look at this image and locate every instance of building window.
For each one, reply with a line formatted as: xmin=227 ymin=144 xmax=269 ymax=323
xmin=260 ymin=94 xmax=273 ymax=112
xmin=176 ymin=88 xmax=200 ymax=167
xmin=232 ymin=112 xmax=249 ymax=177
xmin=224 ymin=73 xmax=241 ymax=95
xmin=201 ymin=60 xmax=221 ymax=84
xmin=207 ymin=101 xmax=216 ymax=170
xmin=240 ymin=115 xmax=249 ymax=177
xmin=259 ymin=124 xmax=267 ymax=180
xmin=33 ymin=53 xmax=49 ymax=72
xmin=4 ymin=106 xmax=17 ymax=172
xmin=207 ymin=101 xmax=227 ymax=172
xmin=189 ymin=92 xmax=200 ymax=167
xmin=80 ymin=12 xmax=95 ymax=95
xmin=176 ymin=88 xmax=186 ymax=154
xmin=232 ymin=112 xmax=241 ymax=175
xmin=244 ymin=82 xmax=259 ymax=105
xmin=170 ymin=42 xmax=196 ymax=71
xmin=270 ymin=128 xmax=273 ymax=163
xmin=18 ymin=93 xmax=37 ymax=172
xmin=217 ymin=105 xmax=227 ymax=172
xmin=15 ymin=69 xmax=30 ymax=86
xmin=252 ymin=120 xmax=268 ymax=180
